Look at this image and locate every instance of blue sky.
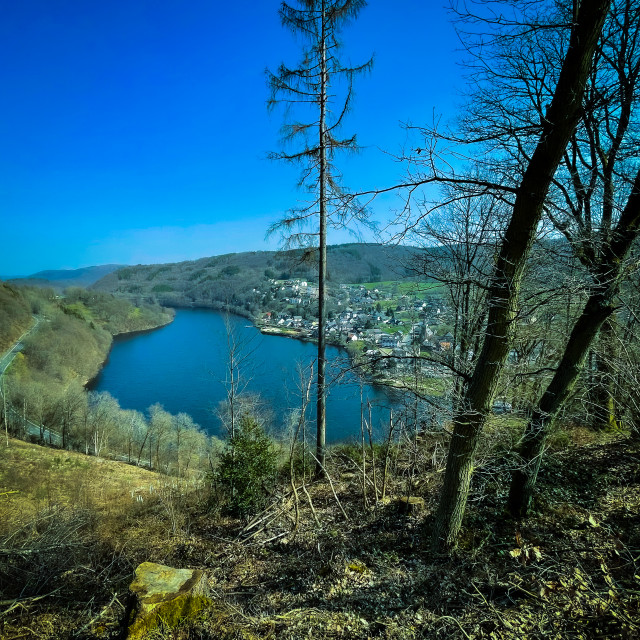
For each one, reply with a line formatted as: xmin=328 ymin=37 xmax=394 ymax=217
xmin=1 ymin=1 xmax=463 ymax=276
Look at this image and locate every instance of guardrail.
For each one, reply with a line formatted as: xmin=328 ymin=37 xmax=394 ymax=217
xmin=0 ymin=315 xmax=153 ymax=467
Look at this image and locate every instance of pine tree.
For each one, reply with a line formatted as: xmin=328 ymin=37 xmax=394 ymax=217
xmin=267 ymin=0 xmax=372 ymax=474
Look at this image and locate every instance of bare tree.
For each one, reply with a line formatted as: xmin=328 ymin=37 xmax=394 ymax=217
xmin=390 ymin=0 xmax=611 ymax=550
xmin=409 ymin=193 xmax=500 ymax=407
xmin=217 ymin=314 xmax=258 ymax=440
xmin=507 ymin=170 xmax=640 ymax=514
xmin=149 ymin=403 xmax=172 ymax=472
xmin=87 ymin=391 xmax=119 ymax=458
xmin=267 ymin=0 xmax=372 ymax=475
xmin=173 ymin=412 xmax=198 ymax=477
xmin=500 ymin=0 xmax=640 ymax=515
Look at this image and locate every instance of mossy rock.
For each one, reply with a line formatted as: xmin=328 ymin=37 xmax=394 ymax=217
xmin=126 ymin=562 xmax=211 ymax=639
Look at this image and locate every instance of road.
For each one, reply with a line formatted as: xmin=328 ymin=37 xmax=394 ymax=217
xmin=0 ymin=315 xmax=42 ymax=376
xmin=0 ymin=316 xmax=63 ymax=445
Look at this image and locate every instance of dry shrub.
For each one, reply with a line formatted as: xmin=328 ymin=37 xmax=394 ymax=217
xmin=0 ymin=504 xmax=95 ymax=599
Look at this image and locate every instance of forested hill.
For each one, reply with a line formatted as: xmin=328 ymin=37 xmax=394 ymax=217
xmin=91 ymin=243 xmax=425 ymax=313
xmin=0 ymin=283 xmax=174 ymax=355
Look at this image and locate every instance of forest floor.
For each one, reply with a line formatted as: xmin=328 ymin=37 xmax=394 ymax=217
xmin=1 ymin=429 xmax=639 ymax=639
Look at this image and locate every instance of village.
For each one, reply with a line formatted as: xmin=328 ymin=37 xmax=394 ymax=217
xmin=255 ymin=278 xmax=455 ymax=390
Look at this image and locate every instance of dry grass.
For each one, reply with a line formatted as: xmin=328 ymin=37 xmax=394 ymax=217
xmin=1 ymin=433 xmax=639 ymax=639
xmin=0 ymin=438 xmax=206 ymax=639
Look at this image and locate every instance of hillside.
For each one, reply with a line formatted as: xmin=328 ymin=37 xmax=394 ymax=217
xmin=8 ymin=264 xmax=123 ymax=290
xmin=0 ymin=285 xmax=176 ymax=455
xmin=1 ymin=430 xmax=638 ymax=639
xmin=0 ymin=282 xmax=33 ymax=353
xmin=91 ymin=243 xmax=425 ymax=314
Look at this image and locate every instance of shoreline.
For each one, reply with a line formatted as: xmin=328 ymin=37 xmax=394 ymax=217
xmin=111 ymin=313 xmax=175 ymax=338
xmin=256 ymin=321 xmax=438 ymax=397
xmin=85 ymin=312 xmax=176 ymax=389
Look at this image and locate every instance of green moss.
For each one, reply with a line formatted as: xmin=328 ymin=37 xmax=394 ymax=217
xmin=127 ymin=594 xmax=213 ymax=639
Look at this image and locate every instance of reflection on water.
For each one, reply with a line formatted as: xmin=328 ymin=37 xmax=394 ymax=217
xmin=90 ymin=309 xmax=406 ymax=442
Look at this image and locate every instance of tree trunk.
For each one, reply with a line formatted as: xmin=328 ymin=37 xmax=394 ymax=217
xmin=507 ymin=168 xmax=640 ymax=516
xmin=590 ymin=316 xmax=620 ymax=430
xmin=508 ymin=294 xmax=615 ymax=515
xmin=432 ymin=0 xmax=611 ymax=552
xmin=316 ymin=0 xmax=328 ymax=477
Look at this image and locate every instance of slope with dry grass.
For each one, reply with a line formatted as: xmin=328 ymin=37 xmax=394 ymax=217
xmin=1 ymin=429 xmax=639 ymax=639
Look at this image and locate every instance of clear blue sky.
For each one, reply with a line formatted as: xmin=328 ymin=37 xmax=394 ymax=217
xmin=1 ymin=1 xmax=463 ymax=276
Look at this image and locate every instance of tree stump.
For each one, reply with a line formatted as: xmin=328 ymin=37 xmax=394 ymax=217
xmin=396 ymin=496 xmax=425 ymax=515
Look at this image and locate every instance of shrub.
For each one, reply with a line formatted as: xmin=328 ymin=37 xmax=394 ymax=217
xmin=152 ymin=284 xmax=174 ymax=293
xmin=222 ymin=265 xmax=241 ymax=277
xmin=215 ymin=415 xmax=277 ymax=517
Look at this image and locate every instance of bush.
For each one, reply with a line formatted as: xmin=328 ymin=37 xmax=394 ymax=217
xmin=222 ymin=265 xmax=241 ymax=277
xmin=215 ymin=415 xmax=277 ymax=517
xmin=152 ymin=284 xmax=174 ymax=293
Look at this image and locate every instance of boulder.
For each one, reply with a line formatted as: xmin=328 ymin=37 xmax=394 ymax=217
xmin=125 ymin=562 xmax=210 ymax=639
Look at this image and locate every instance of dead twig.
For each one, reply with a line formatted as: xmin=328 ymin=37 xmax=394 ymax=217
xmin=0 ymin=588 xmax=62 ymax=617
xmin=72 ymin=591 xmax=122 ymax=638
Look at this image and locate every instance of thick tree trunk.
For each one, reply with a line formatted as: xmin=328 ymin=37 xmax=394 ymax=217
xmin=508 ymin=167 xmax=640 ymax=517
xmin=432 ymin=0 xmax=611 ymax=552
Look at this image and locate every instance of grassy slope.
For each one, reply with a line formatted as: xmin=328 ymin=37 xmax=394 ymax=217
xmin=1 ymin=430 xmax=639 ymax=639
xmin=0 ymin=438 xmax=191 ymax=638
xmin=0 ymin=437 xmax=163 ymax=526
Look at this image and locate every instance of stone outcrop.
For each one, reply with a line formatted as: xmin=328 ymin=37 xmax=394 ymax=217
xmin=125 ymin=562 xmax=210 ymax=639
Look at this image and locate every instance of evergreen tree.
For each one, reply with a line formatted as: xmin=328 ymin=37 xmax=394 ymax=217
xmin=267 ymin=0 xmax=372 ymax=474
xmin=216 ymin=414 xmax=277 ymax=517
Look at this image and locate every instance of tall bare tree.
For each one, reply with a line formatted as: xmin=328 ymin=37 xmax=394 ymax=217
xmin=217 ymin=314 xmax=258 ymax=440
xmin=267 ymin=0 xmax=372 ymax=474
xmin=388 ymin=0 xmax=611 ymax=550
xmin=498 ymin=0 xmax=640 ymax=515
xmin=409 ymin=193 xmax=500 ymax=407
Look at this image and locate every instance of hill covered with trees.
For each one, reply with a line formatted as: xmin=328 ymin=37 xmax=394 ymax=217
xmin=0 ymin=284 xmax=179 ymax=455
xmin=90 ymin=243 xmax=424 ymax=315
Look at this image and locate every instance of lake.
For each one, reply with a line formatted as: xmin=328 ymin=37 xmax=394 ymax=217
xmin=89 ymin=308 xmax=402 ymax=442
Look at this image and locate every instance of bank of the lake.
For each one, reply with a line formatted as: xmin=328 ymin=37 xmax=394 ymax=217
xmin=90 ymin=308 xmax=403 ymax=442
xmin=84 ymin=312 xmax=175 ymax=387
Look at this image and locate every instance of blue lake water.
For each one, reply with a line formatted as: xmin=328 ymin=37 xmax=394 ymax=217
xmin=89 ymin=309 xmax=401 ymax=442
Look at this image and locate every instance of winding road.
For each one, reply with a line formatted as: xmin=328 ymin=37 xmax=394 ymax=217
xmin=0 ymin=315 xmax=41 ymax=376
xmin=0 ymin=316 xmax=63 ymax=445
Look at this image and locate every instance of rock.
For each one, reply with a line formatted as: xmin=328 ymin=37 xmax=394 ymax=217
xmin=396 ymin=496 xmax=425 ymax=515
xmin=346 ymin=560 xmax=368 ymax=574
xmin=125 ymin=562 xmax=210 ymax=639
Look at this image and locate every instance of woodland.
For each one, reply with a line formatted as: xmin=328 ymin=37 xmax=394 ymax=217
xmin=1 ymin=0 xmax=640 ymax=637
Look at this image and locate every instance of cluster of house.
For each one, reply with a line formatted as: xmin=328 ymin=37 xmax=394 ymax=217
xmin=269 ymin=280 xmax=320 ymax=306
xmin=260 ymin=280 xmax=457 ymax=374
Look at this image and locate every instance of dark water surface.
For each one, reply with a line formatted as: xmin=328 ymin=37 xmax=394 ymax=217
xmin=90 ymin=309 xmax=399 ymax=441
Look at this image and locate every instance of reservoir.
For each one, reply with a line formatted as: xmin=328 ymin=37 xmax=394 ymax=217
xmin=90 ymin=309 xmax=400 ymax=442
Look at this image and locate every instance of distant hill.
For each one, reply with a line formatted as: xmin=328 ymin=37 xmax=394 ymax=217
xmin=9 ymin=264 xmax=124 ymax=290
xmin=91 ymin=243 xmax=425 ymax=315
